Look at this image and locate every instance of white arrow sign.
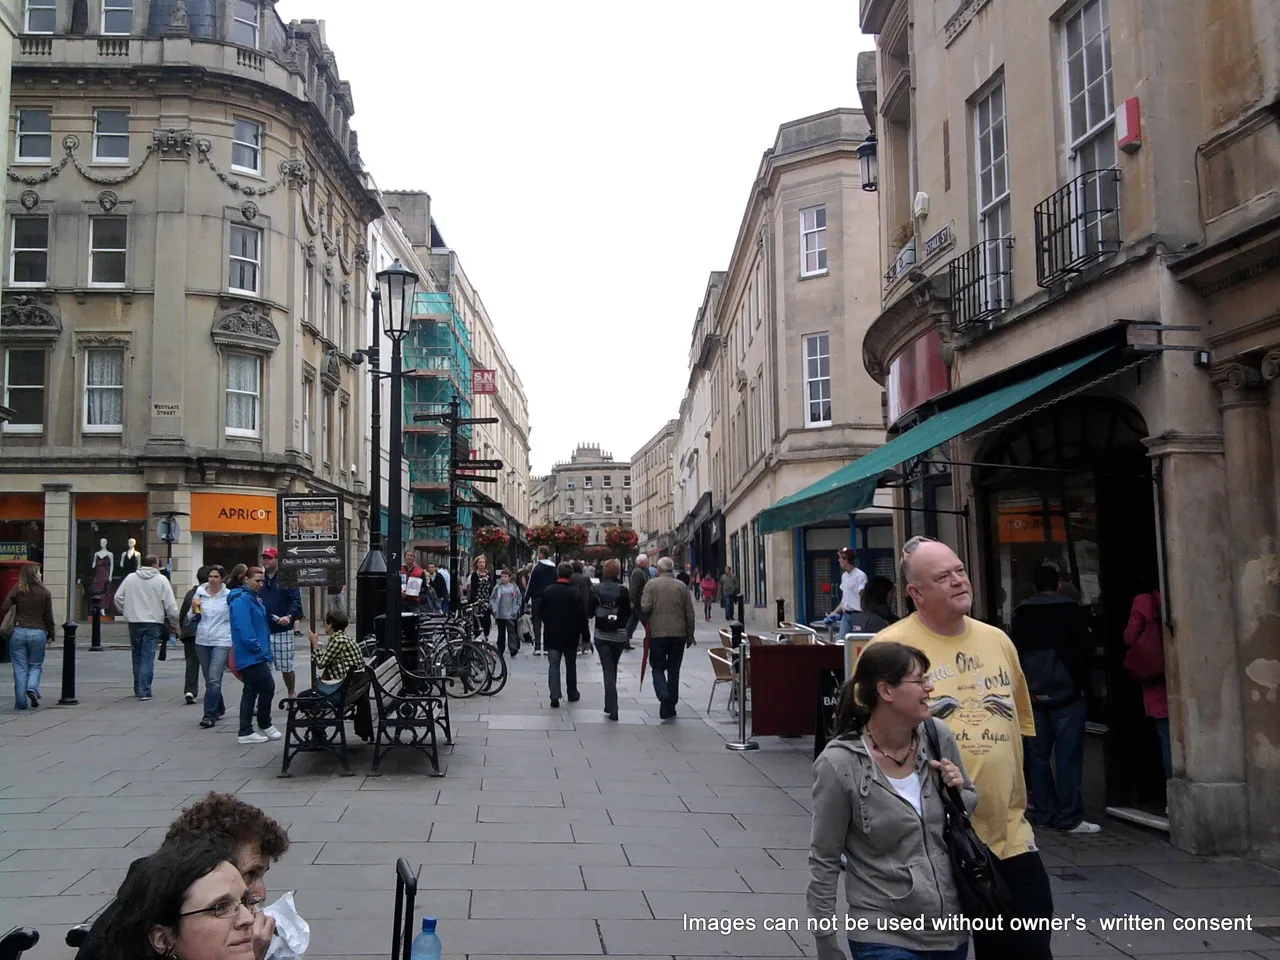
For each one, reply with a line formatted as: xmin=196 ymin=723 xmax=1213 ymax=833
xmin=287 ymin=545 xmax=337 ymax=556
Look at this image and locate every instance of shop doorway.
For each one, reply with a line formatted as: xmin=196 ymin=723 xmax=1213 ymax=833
xmin=978 ymin=397 xmax=1165 ymax=818
xmin=203 ymin=534 xmax=264 ymax=580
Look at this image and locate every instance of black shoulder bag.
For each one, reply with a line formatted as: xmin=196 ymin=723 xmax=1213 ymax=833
xmin=923 ymin=718 xmax=1014 ymax=919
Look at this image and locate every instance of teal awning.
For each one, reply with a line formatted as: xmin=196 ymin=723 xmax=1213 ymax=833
xmin=757 ymin=349 xmax=1111 ymax=534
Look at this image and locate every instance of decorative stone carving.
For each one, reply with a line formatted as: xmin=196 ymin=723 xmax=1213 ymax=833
xmin=211 ymin=302 xmax=280 ymax=353
xmin=97 ymin=190 xmax=119 ymax=212
xmin=0 ymin=296 xmax=62 ymax=342
xmin=76 ymin=332 xmax=132 ymax=348
xmin=168 ymin=0 xmax=189 ymax=31
xmin=152 ymin=128 xmax=195 ymax=157
xmin=300 ymin=203 xmax=319 ymax=236
xmin=240 ymin=200 xmax=259 ymax=222
xmin=945 ymin=0 xmax=993 ymax=47
xmin=322 ymin=263 xmax=334 ymax=282
xmin=1220 ymin=361 xmax=1264 ymax=391
xmin=338 ymin=246 xmax=352 ymax=276
xmin=19 ymin=190 xmax=40 ymax=211
xmin=353 ymin=244 xmax=370 ymax=268
xmin=322 ymin=233 xmax=337 ymax=258
xmin=340 ymin=280 xmax=351 ymax=300
xmin=321 ymin=349 xmax=342 ymax=389
xmin=1261 ymin=350 xmax=1280 ymax=381
xmin=303 ymin=241 xmax=317 ymax=267
xmin=282 ymin=159 xmax=310 ymax=190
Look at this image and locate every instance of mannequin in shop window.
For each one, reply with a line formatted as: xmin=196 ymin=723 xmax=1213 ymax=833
xmin=119 ymin=539 xmax=141 ymax=578
xmin=91 ymin=539 xmax=114 ymax=597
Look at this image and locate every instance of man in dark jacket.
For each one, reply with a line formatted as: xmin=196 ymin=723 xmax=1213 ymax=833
xmin=625 ymin=553 xmax=650 ymax=649
xmin=526 ymin=546 xmax=558 ymax=655
xmin=569 ymin=561 xmax=598 ymax=654
xmin=1010 ymin=563 xmax=1099 ymax=834
xmin=177 ymin=566 xmax=209 ymax=705
xmin=541 ymin=562 xmax=586 ymax=707
xmin=259 ymin=548 xmax=303 ymax=698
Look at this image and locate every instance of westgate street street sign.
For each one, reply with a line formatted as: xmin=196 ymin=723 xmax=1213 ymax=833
xmin=277 ymin=495 xmax=346 ymax=588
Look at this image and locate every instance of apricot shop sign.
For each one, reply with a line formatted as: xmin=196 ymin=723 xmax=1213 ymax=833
xmin=190 ymin=493 xmax=277 ymax=534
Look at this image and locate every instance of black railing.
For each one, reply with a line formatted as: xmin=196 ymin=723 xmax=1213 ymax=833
xmin=1034 ymin=168 xmax=1121 ymax=287
xmin=949 ymin=238 xmax=1014 ymax=329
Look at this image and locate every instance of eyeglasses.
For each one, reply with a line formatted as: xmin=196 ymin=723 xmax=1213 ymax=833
xmin=898 ymin=678 xmax=930 ymax=687
xmin=180 ymin=894 xmax=264 ymax=921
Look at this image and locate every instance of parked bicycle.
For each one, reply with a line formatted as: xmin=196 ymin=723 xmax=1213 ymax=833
xmin=415 ymin=601 xmax=507 ymax=697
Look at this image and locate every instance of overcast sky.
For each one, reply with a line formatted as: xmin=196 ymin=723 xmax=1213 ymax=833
xmin=277 ymin=0 xmax=874 ymax=475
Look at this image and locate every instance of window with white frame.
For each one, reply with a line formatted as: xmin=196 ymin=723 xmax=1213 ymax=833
xmin=755 ymin=262 xmax=762 ymax=326
xmin=92 ymin=109 xmax=130 ymax=162
xmin=339 ymin=297 xmax=348 ymax=351
xmin=748 ymin=383 xmax=759 ymax=462
xmin=228 ymin=224 xmax=261 ymax=295
xmin=24 ymin=0 xmax=55 ymax=33
xmin=231 ymin=118 xmax=262 ymax=174
xmin=803 ymin=332 xmax=832 ymax=427
xmin=756 ymin=373 xmax=767 ymax=452
xmin=624 ymin=494 xmax=632 ymax=512
xmin=602 ymin=475 xmax=611 ymax=487
xmin=567 ymin=497 xmax=575 ymax=513
xmin=623 ymin=474 xmax=631 ymax=487
xmin=322 ymin=279 xmax=332 ymax=340
xmin=975 ymin=81 xmax=1012 ymax=307
xmin=231 ymin=0 xmax=258 ymax=48
xmin=4 ymin=348 xmax=45 ymax=433
xmin=225 ymin=353 xmax=261 ymax=437
xmin=301 ymin=267 xmax=312 ymax=325
xmin=84 ymin=348 xmax=125 ymax=432
xmin=800 ymin=205 xmax=828 ymax=276
xmin=302 ymin=377 xmax=312 ymax=455
xmin=321 ymin=391 xmax=332 ymax=465
xmin=1064 ymin=0 xmax=1118 ymax=249
xmin=339 ymin=403 xmax=348 ymax=472
xmin=567 ymin=480 xmax=575 ymax=489
xmin=584 ymin=475 xmax=593 ymax=488
xmin=10 ymin=216 xmax=49 ymax=285
xmin=604 ymin=495 xmax=613 ymax=513
xmin=15 ymin=108 xmax=52 ymax=162
xmin=102 ymin=0 xmax=133 ymax=34
xmin=89 ymin=217 xmax=127 ymax=286
xmin=585 ymin=497 xmax=593 ymax=514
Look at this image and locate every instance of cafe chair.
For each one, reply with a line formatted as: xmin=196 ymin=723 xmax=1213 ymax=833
xmin=717 ymin=627 xmax=733 ymax=648
xmin=707 ymin=647 xmax=737 ymax=715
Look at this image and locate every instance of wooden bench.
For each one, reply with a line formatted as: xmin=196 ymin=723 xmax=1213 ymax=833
xmin=277 ymin=666 xmax=374 ymax=778
xmin=369 ymin=653 xmax=451 ymax=776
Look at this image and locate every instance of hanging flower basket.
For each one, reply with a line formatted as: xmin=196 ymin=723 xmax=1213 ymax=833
xmin=604 ymin=526 xmax=639 ymax=559
xmin=474 ymin=526 xmax=510 ymax=550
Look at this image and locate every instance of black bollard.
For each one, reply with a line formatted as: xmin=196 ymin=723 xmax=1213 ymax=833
xmin=58 ymin=620 xmax=79 ymax=705
xmin=735 ymin=593 xmax=745 ymax=625
xmin=90 ymin=594 xmax=103 ymax=651
xmin=775 ymin=596 xmax=785 ymax=627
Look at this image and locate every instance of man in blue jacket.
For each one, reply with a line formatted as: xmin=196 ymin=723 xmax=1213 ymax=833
xmin=259 ymin=548 xmax=303 ymax=698
xmin=228 ymin=566 xmax=280 ymax=745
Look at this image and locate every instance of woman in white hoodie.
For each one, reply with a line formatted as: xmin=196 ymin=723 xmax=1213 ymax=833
xmin=188 ymin=565 xmax=233 ymax=729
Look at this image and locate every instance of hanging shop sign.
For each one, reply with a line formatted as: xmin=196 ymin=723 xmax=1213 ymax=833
xmin=276 ymin=495 xmax=346 ymax=588
xmin=472 ymin=369 xmax=497 ymax=394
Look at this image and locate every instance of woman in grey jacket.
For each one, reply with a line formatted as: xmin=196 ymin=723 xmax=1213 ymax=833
xmin=807 ymin=642 xmax=978 ymax=960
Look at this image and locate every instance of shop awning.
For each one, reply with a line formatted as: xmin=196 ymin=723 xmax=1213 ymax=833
xmin=757 ymin=348 xmax=1111 ymax=534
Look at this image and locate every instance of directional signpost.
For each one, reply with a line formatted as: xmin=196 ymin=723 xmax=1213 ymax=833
xmin=277 ymin=495 xmax=346 ymax=588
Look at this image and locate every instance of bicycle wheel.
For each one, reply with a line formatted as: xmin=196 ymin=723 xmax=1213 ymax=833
xmin=432 ymin=639 xmax=490 ymax=698
xmin=480 ymin=642 xmax=507 ymax=696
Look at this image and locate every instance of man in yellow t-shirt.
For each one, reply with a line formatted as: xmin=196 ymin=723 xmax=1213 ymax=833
xmin=866 ymin=537 xmax=1054 ymax=960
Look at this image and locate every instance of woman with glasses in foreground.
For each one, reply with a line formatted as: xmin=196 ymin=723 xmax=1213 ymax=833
xmin=807 ymin=641 xmax=976 ymax=960
xmin=96 ymin=839 xmax=262 ymax=960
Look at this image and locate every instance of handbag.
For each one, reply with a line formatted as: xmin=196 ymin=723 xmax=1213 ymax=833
xmin=0 ymin=605 xmax=17 ymax=641
xmin=518 ymin=612 xmax=533 ymax=642
xmin=923 ymin=718 xmax=1014 ymax=919
xmin=227 ymin=644 xmax=242 ymax=682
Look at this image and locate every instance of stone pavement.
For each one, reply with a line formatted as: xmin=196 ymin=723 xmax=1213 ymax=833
xmin=3 ymin=618 xmax=1280 ymax=960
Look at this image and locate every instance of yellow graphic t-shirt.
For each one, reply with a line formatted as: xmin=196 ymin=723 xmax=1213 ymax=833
xmin=867 ymin=615 xmax=1038 ymax=860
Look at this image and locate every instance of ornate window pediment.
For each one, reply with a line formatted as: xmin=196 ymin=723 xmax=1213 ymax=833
xmin=321 ymin=349 xmax=342 ymax=390
xmin=211 ymin=301 xmax=280 ymax=354
xmin=0 ymin=295 xmax=62 ymax=342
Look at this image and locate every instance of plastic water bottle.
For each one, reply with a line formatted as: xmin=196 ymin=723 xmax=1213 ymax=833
xmin=410 ymin=917 xmax=441 ymax=960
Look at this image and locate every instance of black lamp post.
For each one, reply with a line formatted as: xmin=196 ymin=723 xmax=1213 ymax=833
xmin=354 ymin=290 xmax=385 ymax=647
xmin=377 ymin=259 xmax=419 ymax=658
xmin=857 ymin=135 xmax=878 ymax=192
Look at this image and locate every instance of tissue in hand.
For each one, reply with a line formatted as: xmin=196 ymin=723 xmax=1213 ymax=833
xmin=263 ymin=891 xmax=310 ymax=960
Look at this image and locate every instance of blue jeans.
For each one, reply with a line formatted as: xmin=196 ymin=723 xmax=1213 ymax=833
xmin=195 ymin=644 xmax=229 ymax=720
xmin=1025 ymin=698 xmax=1086 ymax=830
xmin=128 ymin=622 xmax=163 ymax=698
xmin=1154 ymin=716 xmax=1172 ymax=780
xmin=10 ymin=627 xmax=47 ymax=709
xmin=649 ymin=636 xmax=686 ymax=708
xmin=849 ymin=941 xmax=968 ymax=960
xmin=839 ymin=611 xmax=856 ymax=638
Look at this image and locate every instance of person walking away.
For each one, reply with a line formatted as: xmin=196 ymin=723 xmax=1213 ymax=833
xmin=593 ymin=559 xmax=632 ymax=721
xmin=641 ymin=557 xmax=696 ymax=719
xmin=303 ymin=609 xmax=363 ymax=702
xmin=677 ymin=564 xmax=692 ymax=589
xmin=868 ymin=536 xmax=1052 ymax=960
xmin=228 ymin=566 xmax=280 ymax=744
xmin=1011 ymin=563 xmax=1099 ymax=834
xmin=831 ymin=547 xmax=869 ymax=638
xmin=570 ymin=561 xmax=598 ymax=655
xmin=470 ymin=556 xmax=497 ymax=640
xmin=3 ymin=562 xmax=55 ymax=710
xmin=526 ymin=546 xmax=557 ymax=655
xmin=401 ymin=550 xmax=428 ymax=610
xmin=626 ymin=553 xmax=650 ymax=649
xmin=259 ymin=548 xmax=303 ymax=699
xmin=113 ymin=553 xmax=180 ymax=701
xmin=699 ymin=572 xmax=717 ymax=621
xmin=718 ymin=567 xmax=739 ymax=619
xmin=1123 ymin=570 xmax=1170 ymax=782
xmin=190 ymin=565 xmax=232 ymax=728
xmin=808 ymin=641 xmax=976 ymax=960
xmin=178 ymin=567 xmax=209 ymax=705
xmin=541 ymin=562 xmax=585 ymax=707
xmin=490 ymin=570 xmax=524 ymax=657
xmin=433 ymin=563 xmax=452 ymax=615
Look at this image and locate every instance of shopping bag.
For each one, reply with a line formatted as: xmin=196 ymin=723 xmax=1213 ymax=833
xmin=228 ymin=645 xmax=243 ymax=682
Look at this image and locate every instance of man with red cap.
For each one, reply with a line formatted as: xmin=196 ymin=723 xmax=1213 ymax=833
xmin=259 ymin=547 xmax=303 ymax=698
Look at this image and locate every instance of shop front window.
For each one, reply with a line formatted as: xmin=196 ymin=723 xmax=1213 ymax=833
xmin=0 ymin=519 xmax=44 ymax=563
xmin=76 ymin=517 xmax=147 ymax=621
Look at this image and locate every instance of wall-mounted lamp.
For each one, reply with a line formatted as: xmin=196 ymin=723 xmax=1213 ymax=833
xmin=856 ymin=135 xmax=878 ymax=192
xmin=1192 ymin=349 xmax=1212 ymax=368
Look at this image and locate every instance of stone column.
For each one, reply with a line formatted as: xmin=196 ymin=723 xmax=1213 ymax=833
xmin=41 ymin=483 xmax=73 ymax=625
xmin=1144 ymin=431 xmax=1247 ymax=854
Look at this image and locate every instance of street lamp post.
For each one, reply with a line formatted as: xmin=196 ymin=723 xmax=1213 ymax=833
xmin=354 ymin=291 xmax=385 ymax=646
xmin=378 ymin=260 xmax=419 ymax=658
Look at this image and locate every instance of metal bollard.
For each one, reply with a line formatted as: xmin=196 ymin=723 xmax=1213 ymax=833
xmin=58 ymin=620 xmax=79 ymax=706
xmin=735 ymin=593 xmax=745 ymax=625
xmin=775 ymin=597 xmax=785 ymax=627
xmin=725 ymin=621 xmax=758 ymax=752
xmin=90 ymin=594 xmax=103 ymax=651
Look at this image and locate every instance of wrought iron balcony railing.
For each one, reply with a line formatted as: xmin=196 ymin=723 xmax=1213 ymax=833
xmin=1034 ymin=168 xmax=1121 ymax=287
xmin=948 ymin=237 xmax=1014 ymax=330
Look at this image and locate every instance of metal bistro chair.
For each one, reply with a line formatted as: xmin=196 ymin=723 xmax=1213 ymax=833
xmin=707 ymin=646 xmax=737 ymax=714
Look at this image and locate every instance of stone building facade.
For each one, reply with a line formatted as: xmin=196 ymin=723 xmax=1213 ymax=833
xmin=630 ymin=418 xmax=675 ymax=559
xmin=853 ymin=0 xmax=1280 ymax=858
xmin=540 ymin=444 xmax=632 ymax=544
xmin=0 ymin=3 xmax=378 ymax=620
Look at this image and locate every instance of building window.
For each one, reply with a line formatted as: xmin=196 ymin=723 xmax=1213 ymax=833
xmin=975 ymin=81 xmax=1012 ymax=303
xmin=752 ymin=518 xmax=766 ymax=607
xmin=604 ymin=495 xmax=613 ymax=513
xmin=339 ymin=403 xmax=348 ymax=472
xmin=15 ymin=108 xmax=52 ymax=162
xmin=567 ymin=497 xmax=575 ymax=513
xmin=748 ymin=383 xmax=759 ymax=462
xmin=92 ymin=108 xmax=130 ymax=162
xmin=88 ymin=216 xmax=128 ymax=286
xmin=803 ymin=332 xmax=832 ymax=427
xmin=24 ymin=0 xmax=56 ymax=33
xmin=322 ymin=279 xmax=332 ymax=340
xmin=225 ymin=353 xmax=261 ymax=437
xmin=10 ymin=216 xmax=49 ymax=286
xmin=321 ymin=392 xmax=332 ymax=466
xmin=231 ymin=0 xmax=258 ymax=48
xmin=1063 ymin=0 xmax=1118 ymax=247
xmin=3 ymin=348 xmax=45 ymax=434
xmin=228 ymin=224 xmax=261 ymax=295
xmin=231 ymin=118 xmax=262 ymax=174
xmin=623 ymin=495 xmax=632 ymax=512
xmin=585 ymin=475 xmax=593 ymax=488
xmin=102 ymin=0 xmax=132 ymax=35
xmin=301 ymin=378 xmax=312 ymax=455
xmin=339 ymin=297 xmax=349 ymax=352
xmin=755 ymin=262 xmax=763 ymax=326
xmin=567 ymin=480 xmax=575 ymax=489
xmin=603 ymin=475 xmax=611 ymax=487
xmin=84 ymin=348 xmax=125 ymax=432
xmin=585 ymin=498 xmax=593 ymax=514
xmin=302 ymin=267 xmax=312 ymax=325
xmin=800 ymin=205 xmax=828 ymax=276
xmin=623 ymin=474 xmax=631 ymax=487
